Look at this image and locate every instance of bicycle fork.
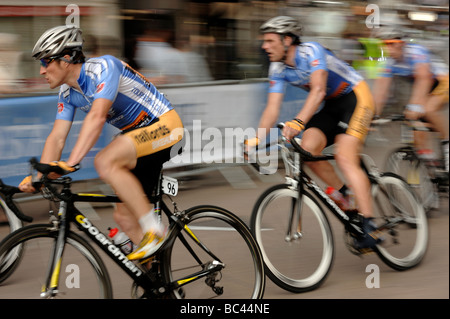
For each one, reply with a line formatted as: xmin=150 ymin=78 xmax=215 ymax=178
xmin=40 ymin=201 xmax=68 ymax=298
xmin=284 ymin=177 xmax=303 ymax=242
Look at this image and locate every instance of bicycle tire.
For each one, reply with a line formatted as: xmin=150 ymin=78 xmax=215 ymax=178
xmin=160 ymin=205 xmax=265 ymax=299
xmin=250 ymin=184 xmax=334 ymax=293
xmin=0 ymin=199 xmax=24 ymax=283
xmin=385 ymin=146 xmax=439 ymax=212
xmin=371 ymin=173 xmax=428 ymax=271
xmin=0 ymin=224 xmax=113 ymax=298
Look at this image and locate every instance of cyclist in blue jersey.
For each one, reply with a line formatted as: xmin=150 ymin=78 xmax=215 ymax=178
xmin=373 ymin=27 xmax=449 ymax=171
xmin=245 ymin=16 xmax=381 ymax=250
xmin=18 ymin=25 xmax=184 ymax=260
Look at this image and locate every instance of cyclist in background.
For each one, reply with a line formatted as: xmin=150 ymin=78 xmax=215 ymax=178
xmin=18 ymin=25 xmax=184 ymax=261
xmin=373 ymin=27 xmax=449 ymax=172
xmin=245 ymin=16 xmax=380 ymax=250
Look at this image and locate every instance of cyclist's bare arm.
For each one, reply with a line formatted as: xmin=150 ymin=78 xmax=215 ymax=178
xmin=66 ymin=98 xmax=112 ymax=167
xmin=283 ymin=69 xmax=327 ymax=141
xmin=257 ymin=92 xmax=284 ymax=139
xmin=408 ymin=63 xmax=433 ymax=107
xmin=373 ymin=77 xmax=392 ymax=116
xmin=41 ymin=119 xmax=72 ymax=164
xmin=294 ymin=69 xmax=327 ymax=123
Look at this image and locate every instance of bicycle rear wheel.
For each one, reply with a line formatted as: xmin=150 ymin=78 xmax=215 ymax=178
xmin=160 ymin=205 xmax=265 ymax=299
xmin=371 ymin=173 xmax=428 ymax=270
xmin=250 ymin=184 xmax=334 ymax=293
xmin=0 ymin=224 xmax=113 ymax=298
xmin=385 ymin=146 xmax=439 ymax=211
xmin=0 ymin=199 xmax=24 ymax=283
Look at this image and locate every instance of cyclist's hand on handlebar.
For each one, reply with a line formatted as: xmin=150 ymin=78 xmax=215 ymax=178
xmin=47 ymin=161 xmax=80 ymax=179
xmin=244 ymin=137 xmax=260 ymax=148
xmin=283 ymin=119 xmax=305 ymax=141
xmin=19 ymin=175 xmax=43 ymax=193
xmin=243 ymin=137 xmax=260 ymax=160
xmin=19 ymin=175 xmax=35 ymax=193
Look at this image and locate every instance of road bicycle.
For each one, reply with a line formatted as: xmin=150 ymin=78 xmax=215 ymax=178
xmin=0 ymin=158 xmax=265 ymax=299
xmin=248 ymin=124 xmax=428 ymax=293
xmin=374 ymin=114 xmax=448 ymax=212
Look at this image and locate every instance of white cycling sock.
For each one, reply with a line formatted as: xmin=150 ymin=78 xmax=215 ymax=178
xmin=139 ymin=209 xmax=165 ymax=236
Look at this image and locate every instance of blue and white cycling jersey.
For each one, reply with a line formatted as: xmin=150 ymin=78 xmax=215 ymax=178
xmin=380 ymin=43 xmax=449 ymax=78
xmin=268 ymin=42 xmax=363 ymax=99
xmin=56 ymin=55 xmax=172 ymax=131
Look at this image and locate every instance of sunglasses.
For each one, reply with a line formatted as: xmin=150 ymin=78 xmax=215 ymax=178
xmin=383 ymin=39 xmax=403 ymax=45
xmin=39 ymin=56 xmax=60 ymax=68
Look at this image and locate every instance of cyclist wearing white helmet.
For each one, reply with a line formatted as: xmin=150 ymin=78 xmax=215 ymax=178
xmin=20 ymin=25 xmax=184 ymax=261
xmin=246 ymin=16 xmax=381 ymax=250
xmin=373 ymin=26 xmax=449 ymax=170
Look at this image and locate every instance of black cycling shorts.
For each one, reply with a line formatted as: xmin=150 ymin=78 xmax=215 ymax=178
xmin=123 ymin=109 xmax=184 ymax=199
xmin=131 ymin=147 xmax=172 ymax=199
xmin=306 ymin=81 xmax=374 ymax=147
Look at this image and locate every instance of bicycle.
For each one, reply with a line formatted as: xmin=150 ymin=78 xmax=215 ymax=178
xmin=0 ymin=158 xmax=265 ymax=299
xmin=373 ymin=114 xmax=448 ymax=212
xmin=248 ymin=124 xmax=428 ymax=293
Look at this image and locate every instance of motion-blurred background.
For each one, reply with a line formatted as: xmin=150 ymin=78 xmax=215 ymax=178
xmin=0 ymin=0 xmax=448 ymax=93
xmin=0 ymin=0 xmax=448 ymax=184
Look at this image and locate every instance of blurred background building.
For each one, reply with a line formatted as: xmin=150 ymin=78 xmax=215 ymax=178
xmin=0 ymin=0 xmax=448 ymax=93
xmin=0 ymin=0 xmax=448 ymax=184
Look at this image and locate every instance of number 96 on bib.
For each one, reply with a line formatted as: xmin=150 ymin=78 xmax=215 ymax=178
xmin=162 ymin=176 xmax=178 ymax=196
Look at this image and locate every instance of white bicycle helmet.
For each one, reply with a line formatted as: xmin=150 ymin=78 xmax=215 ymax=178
xmin=376 ymin=26 xmax=404 ymax=41
xmin=32 ymin=25 xmax=83 ymax=60
xmin=260 ymin=16 xmax=303 ymax=38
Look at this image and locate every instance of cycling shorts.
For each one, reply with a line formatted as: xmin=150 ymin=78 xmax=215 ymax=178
xmin=430 ymin=74 xmax=449 ymax=103
xmin=123 ymin=109 xmax=184 ymax=158
xmin=122 ymin=109 xmax=184 ymax=198
xmin=306 ymin=81 xmax=375 ymax=146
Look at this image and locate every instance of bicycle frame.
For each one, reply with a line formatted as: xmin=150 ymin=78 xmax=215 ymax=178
xmin=282 ymin=147 xmax=365 ymax=240
xmin=279 ymin=136 xmax=415 ymax=244
xmin=39 ymin=176 xmax=225 ymax=298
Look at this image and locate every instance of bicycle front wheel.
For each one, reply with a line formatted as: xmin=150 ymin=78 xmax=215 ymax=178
xmin=385 ymin=146 xmax=439 ymax=212
xmin=160 ymin=205 xmax=265 ymax=299
xmin=0 ymin=199 xmax=24 ymax=283
xmin=371 ymin=173 xmax=428 ymax=270
xmin=0 ymin=224 xmax=113 ymax=298
xmin=250 ymin=184 xmax=334 ymax=293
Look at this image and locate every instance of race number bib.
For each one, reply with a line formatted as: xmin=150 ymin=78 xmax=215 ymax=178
xmin=162 ymin=176 xmax=178 ymax=196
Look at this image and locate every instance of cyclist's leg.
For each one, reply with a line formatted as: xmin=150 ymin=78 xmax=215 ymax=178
xmin=122 ymin=110 xmax=184 ymax=259
xmin=94 ymin=134 xmax=152 ymax=226
xmin=424 ymin=89 xmax=449 ymax=140
xmin=334 ymin=134 xmax=372 ymax=217
xmin=343 ymin=80 xmax=375 ymax=218
xmin=95 ymin=109 xmax=183 ymax=247
xmin=113 ymin=203 xmax=143 ymax=245
xmin=411 ymin=75 xmax=449 ymax=156
xmin=302 ymin=105 xmax=348 ymax=191
xmin=301 ymin=128 xmax=346 ymax=190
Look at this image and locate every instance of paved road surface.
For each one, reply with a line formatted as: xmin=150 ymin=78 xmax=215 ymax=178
xmin=0 ymin=125 xmax=448 ymax=300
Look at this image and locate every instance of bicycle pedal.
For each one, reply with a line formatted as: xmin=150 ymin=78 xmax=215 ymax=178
xmin=343 ymin=231 xmax=375 ymax=257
